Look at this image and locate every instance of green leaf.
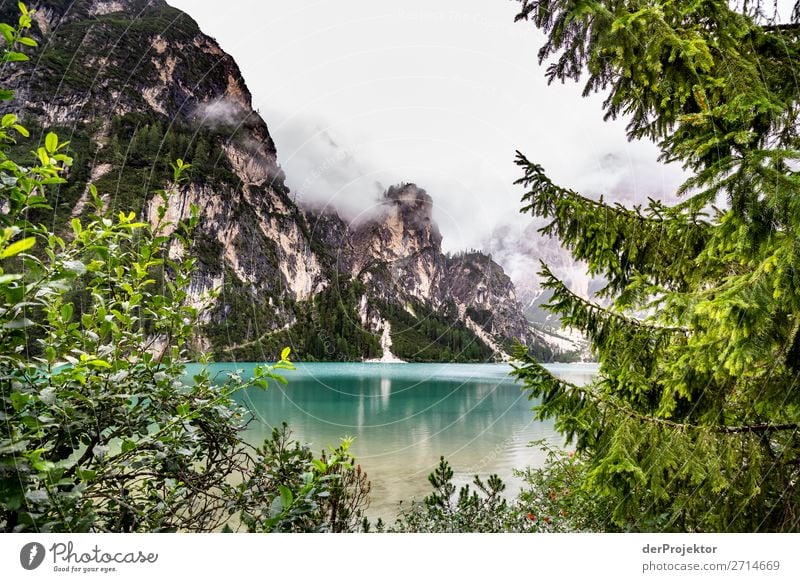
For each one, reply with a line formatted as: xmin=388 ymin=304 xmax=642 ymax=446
xmin=25 ymin=195 xmax=46 ymax=207
xmin=10 ymin=391 xmax=29 ymax=411
xmin=0 ymin=236 xmax=35 ymax=258
xmin=63 ymin=260 xmax=86 ymax=275
xmin=269 ymin=496 xmax=284 ymax=518
xmin=12 ymin=123 xmax=29 ymax=137
xmin=3 ymin=51 xmax=28 ymax=63
xmin=281 ymin=347 xmax=291 ymax=361
xmin=60 ymin=303 xmax=73 ymax=323
xmin=4 ymin=493 xmax=23 ymax=511
xmin=0 ymin=23 xmax=13 ymax=45
xmin=0 ymin=89 xmax=14 ymax=100
xmin=0 ymin=273 xmax=22 ymax=284
xmin=278 ymin=484 xmax=293 ymax=508
xmin=86 ymin=359 xmax=111 ymax=369
xmin=76 ymin=469 xmax=97 ymax=482
xmin=17 ymin=36 xmax=36 ymax=47
xmin=44 ymin=132 xmax=58 ymax=154
xmin=36 ymin=147 xmax=49 ymax=165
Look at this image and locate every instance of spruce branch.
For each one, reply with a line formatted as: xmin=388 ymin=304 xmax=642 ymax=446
xmin=512 ymin=347 xmax=799 ymax=436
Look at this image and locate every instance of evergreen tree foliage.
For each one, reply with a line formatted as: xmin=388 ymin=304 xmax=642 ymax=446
xmin=379 ymin=299 xmax=497 ymax=362
xmin=512 ymin=0 xmax=800 ymax=531
xmin=209 ymin=277 xmax=383 ymax=362
xmin=388 ymin=448 xmax=613 ymax=532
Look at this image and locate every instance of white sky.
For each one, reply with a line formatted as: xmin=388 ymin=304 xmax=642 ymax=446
xmin=166 ymin=0 xmax=794 ymax=280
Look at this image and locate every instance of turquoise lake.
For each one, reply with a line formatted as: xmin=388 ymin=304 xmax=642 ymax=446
xmin=195 ymin=362 xmax=598 ymax=522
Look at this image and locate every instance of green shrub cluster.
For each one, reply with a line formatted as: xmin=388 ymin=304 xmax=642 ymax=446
xmin=385 ymin=444 xmax=614 ymax=533
xmin=0 ymin=5 xmax=370 ymax=532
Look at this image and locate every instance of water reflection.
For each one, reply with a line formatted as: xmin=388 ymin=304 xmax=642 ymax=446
xmin=380 ymin=377 xmax=391 ymax=408
xmin=195 ymin=362 xmax=597 ymax=521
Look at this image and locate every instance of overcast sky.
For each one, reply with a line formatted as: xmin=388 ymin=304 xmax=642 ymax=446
xmin=166 ymin=0 xmax=793 ymax=288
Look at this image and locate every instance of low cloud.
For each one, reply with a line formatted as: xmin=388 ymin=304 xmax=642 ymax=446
xmin=193 ymin=98 xmax=248 ymax=128
xmin=271 ymin=105 xmax=688 ymax=301
xmin=172 ymin=0 xmax=695 ymax=298
xmin=267 ymin=113 xmax=398 ymax=223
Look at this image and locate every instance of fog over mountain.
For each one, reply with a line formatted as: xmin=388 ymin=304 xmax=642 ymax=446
xmin=0 ymin=0 xmax=565 ymax=362
xmin=168 ymin=0 xmax=691 ymax=304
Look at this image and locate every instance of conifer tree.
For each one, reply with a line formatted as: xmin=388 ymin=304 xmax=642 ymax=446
xmin=192 ymin=137 xmax=210 ymax=176
xmin=512 ymin=0 xmax=800 ymax=531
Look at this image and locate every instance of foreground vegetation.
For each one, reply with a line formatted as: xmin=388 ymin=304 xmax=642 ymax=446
xmin=0 ymin=4 xmax=590 ymax=533
xmin=512 ymin=0 xmax=800 ymax=531
xmin=0 ymin=5 xmax=375 ymax=533
xmin=5 ymin=0 xmax=799 ymax=533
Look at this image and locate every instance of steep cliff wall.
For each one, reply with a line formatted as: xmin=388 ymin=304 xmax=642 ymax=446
xmin=0 ymin=0 xmax=552 ymax=362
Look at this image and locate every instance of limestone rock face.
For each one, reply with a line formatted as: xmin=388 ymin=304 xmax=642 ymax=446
xmin=348 ymin=184 xmax=536 ymax=357
xmin=0 ymin=0 xmax=548 ymax=361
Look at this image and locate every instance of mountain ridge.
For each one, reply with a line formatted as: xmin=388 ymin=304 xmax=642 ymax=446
xmin=1 ymin=0 xmax=559 ymax=362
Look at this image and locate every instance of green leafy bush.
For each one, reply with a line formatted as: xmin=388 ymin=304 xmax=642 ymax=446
xmin=0 ymin=4 xmax=368 ymax=533
xmin=237 ymin=423 xmax=371 ymax=533
xmin=0 ymin=135 xmax=292 ymax=531
xmin=387 ymin=445 xmax=613 ymax=533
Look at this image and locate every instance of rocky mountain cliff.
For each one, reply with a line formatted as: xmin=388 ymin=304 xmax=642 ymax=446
xmin=344 ymin=183 xmax=539 ymax=360
xmin=0 ymin=0 xmax=554 ymax=362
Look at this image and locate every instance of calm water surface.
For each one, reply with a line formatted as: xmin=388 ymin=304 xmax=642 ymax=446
xmin=195 ymin=362 xmax=597 ymax=522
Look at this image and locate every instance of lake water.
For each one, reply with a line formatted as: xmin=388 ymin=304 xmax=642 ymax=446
xmin=195 ymin=362 xmax=598 ymax=522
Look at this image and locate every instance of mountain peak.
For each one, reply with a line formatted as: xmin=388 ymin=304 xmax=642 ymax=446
xmin=384 ymin=183 xmax=434 ymax=225
xmin=2 ymin=1 xmax=551 ymax=362
xmin=352 ymin=183 xmax=442 ymax=263
xmin=385 ymin=182 xmax=432 ymax=208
